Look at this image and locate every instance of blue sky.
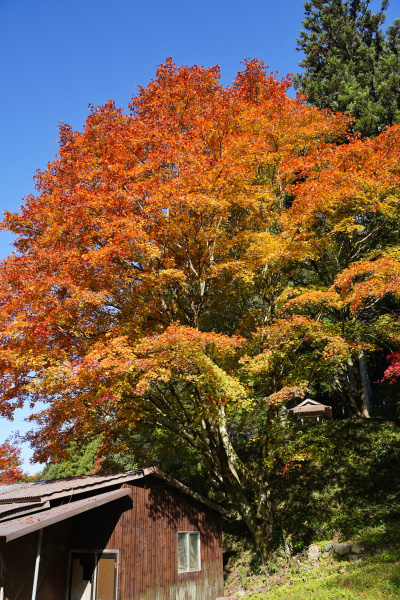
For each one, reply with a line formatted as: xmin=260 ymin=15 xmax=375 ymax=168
xmin=0 ymin=0 xmax=399 ymax=471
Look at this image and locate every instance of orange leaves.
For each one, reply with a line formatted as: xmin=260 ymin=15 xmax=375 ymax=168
xmin=136 ymin=323 xmax=244 ymax=354
xmin=1 ymin=57 xmax=399 ymax=463
xmin=0 ymin=442 xmax=24 ymax=483
xmin=283 ymin=289 xmax=341 ymax=314
xmin=332 ymin=253 xmax=400 ymax=314
xmin=128 ymin=324 xmax=248 ymax=405
xmin=283 ymin=124 xmax=400 ymax=252
xmin=266 ymin=384 xmax=308 ymax=407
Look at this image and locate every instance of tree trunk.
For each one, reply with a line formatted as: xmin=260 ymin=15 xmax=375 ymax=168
xmin=198 ymin=408 xmax=275 ymax=557
xmin=341 ymin=357 xmax=370 ymax=417
xmin=359 ymin=351 xmax=373 ymax=417
xmin=252 ymin=487 xmax=274 ymax=559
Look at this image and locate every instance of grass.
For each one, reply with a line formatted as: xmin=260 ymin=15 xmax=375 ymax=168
xmin=223 ymin=419 xmax=400 ymax=599
xmin=245 ymin=546 xmax=400 ymax=599
xmin=224 ymin=521 xmax=400 ymax=598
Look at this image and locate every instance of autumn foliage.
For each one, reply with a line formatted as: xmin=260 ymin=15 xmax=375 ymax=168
xmin=382 ymin=352 xmax=400 ymax=383
xmin=0 ymin=442 xmax=24 ymax=483
xmin=0 ymin=58 xmax=400 ymax=549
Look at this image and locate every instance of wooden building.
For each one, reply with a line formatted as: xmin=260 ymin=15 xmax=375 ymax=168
xmin=288 ymin=398 xmax=333 ymax=421
xmin=0 ymin=467 xmax=224 ymax=600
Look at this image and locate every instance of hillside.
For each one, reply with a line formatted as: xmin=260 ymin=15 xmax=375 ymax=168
xmin=222 ymin=417 xmax=400 ymax=598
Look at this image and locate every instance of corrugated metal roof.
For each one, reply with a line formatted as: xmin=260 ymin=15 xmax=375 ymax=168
xmin=0 ymin=502 xmax=42 ymax=516
xmin=0 ymin=483 xmax=26 ymax=495
xmin=0 ymin=469 xmax=145 ymax=504
xmin=0 ymin=467 xmax=225 ymax=515
xmin=0 ymin=488 xmax=131 ymax=541
xmin=0 ymin=501 xmax=48 ymax=520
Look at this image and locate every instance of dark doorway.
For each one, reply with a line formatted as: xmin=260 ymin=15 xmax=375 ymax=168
xmin=69 ymin=551 xmax=117 ymax=600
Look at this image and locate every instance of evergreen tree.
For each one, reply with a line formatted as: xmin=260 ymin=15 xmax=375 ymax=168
xmin=294 ymin=0 xmax=400 ymax=137
xmin=40 ymin=438 xmax=139 ymax=479
xmin=40 ymin=438 xmax=101 ymax=479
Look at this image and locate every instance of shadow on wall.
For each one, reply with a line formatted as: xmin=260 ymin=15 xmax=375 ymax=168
xmin=71 ymin=494 xmax=132 ymax=549
xmin=146 ymin=478 xmax=219 ymax=552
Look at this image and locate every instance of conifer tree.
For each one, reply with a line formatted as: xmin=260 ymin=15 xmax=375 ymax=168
xmin=40 ymin=439 xmax=101 ymax=479
xmin=294 ymin=0 xmax=400 ymax=137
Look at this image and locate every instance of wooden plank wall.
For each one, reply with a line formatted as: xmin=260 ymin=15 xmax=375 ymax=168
xmin=0 ymin=476 xmax=223 ymax=600
xmin=71 ymin=476 xmax=224 ymax=600
xmin=0 ymin=520 xmax=71 ymax=600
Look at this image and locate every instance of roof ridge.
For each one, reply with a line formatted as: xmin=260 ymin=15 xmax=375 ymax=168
xmin=0 ymin=468 xmax=226 ymax=514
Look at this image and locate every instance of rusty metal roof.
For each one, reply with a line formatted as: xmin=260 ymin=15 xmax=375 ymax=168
xmin=0 ymin=467 xmax=225 ymax=541
xmin=0 ymin=501 xmax=48 ymax=521
xmin=0 ymin=488 xmax=131 ymax=541
xmin=0 ymin=469 xmax=145 ymax=504
xmin=0 ymin=467 xmax=225 ymax=516
xmin=0 ymin=501 xmax=42 ymax=515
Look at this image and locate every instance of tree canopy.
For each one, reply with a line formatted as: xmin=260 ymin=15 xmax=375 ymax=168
xmin=0 ymin=442 xmax=24 ymax=483
xmin=294 ymin=0 xmax=400 ymax=137
xmin=0 ymin=59 xmax=400 ymax=550
xmin=39 ymin=438 xmax=101 ymax=479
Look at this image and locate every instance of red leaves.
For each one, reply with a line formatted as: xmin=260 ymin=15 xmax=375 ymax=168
xmin=0 ymin=442 xmax=24 ymax=483
xmin=91 ymin=392 xmax=118 ymax=407
xmin=267 ymin=384 xmax=308 ymax=407
xmin=0 ymin=57 xmax=398 ymax=463
xmin=382 ymin=353 xmax=400 ymax=384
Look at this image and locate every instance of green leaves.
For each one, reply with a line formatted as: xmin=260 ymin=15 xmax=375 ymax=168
xmin=295 ymin=1 xmax=400 ymax=138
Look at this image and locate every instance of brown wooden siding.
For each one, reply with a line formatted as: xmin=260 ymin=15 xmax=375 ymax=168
xmin=1 ymin=520 xmax=71 ymax=600
xmin=71 ymin=477 xmax=223 ymax=600
xmin=1 ymin=475 xmax=223 ymax=600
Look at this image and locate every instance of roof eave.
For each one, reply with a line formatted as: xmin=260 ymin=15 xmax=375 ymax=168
xmin=1 ymin=488 xmax=131 ymax=542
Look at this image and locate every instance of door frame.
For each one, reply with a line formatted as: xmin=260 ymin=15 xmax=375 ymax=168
xmin=66 ymin=549 xmax=119 ymax=600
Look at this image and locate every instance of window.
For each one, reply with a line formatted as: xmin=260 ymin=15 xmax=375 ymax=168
xmin=177 ymin=532 xmax=201 ymax=573
xmin=69 ymin=552 xmax=117 ymax=600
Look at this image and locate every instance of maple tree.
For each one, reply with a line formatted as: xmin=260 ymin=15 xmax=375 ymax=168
xmin=272 ymin=123 xmax=400 ymax=418
xmin=0 ymin=58 xmax=399 ymax=551
xmin=382 ymin=352 xmax=400 ymax=383
xmin=0 ymin=442 xmax=24 ymax=483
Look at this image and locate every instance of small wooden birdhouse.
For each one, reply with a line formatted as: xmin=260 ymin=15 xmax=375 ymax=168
xmin=288 ymin=398 xmax=332 ymax=422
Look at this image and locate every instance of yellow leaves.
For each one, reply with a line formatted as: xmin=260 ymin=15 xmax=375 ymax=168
xmin=244 ymin=231 xmax=283 ymax=268
xmin=155 ymin=268 xmax=187 ymax=284
xmin=1 ymin=58 xmax=400 ymax=464
xmin=242 ymin=314 xmax=368 ymax=397
xmin=332 ymin=252 xmax=400 ymax=313
xmin=130 ymin=325 xmax=252 ymax=411
xmin=283 ymin=289 xmax=342 ymax=313
xmin=283 ymin=124 xmax=400 ymax=248
xmin=131 ymin=324 xmax=245 ymax=389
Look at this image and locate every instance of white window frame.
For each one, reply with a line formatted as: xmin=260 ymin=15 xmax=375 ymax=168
xmin=177 ymin=531 xmax=201 ymax=573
